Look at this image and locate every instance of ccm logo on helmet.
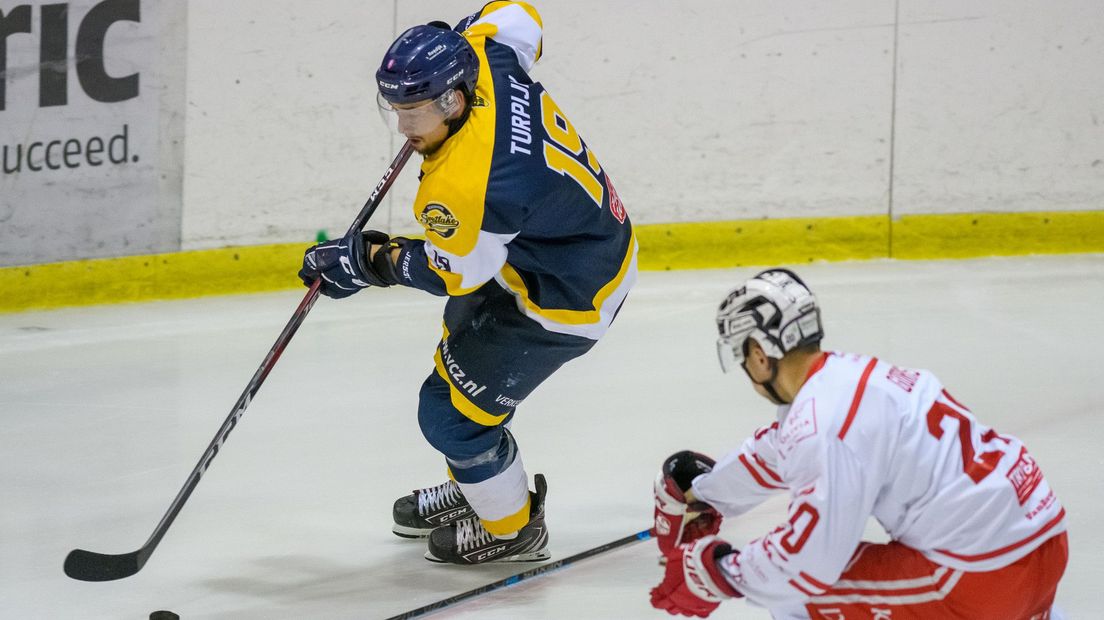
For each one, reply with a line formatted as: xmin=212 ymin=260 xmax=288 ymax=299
xmin=379 ymin=81 xmax=399 ymax=90
xmin=446 ymin=69 xmax=465 ymax=86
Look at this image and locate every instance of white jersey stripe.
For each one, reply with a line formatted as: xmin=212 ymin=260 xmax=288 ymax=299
xmin=424 ymin=231 xmax=517 ymax=294
xmin=473 ymin=3 xmax=542 ymax=71
xmin=810 ymin=569 xmax=963 ymax=605
xmin=795 ymin=572 xmax=830 ymax=595
xmin=832 ymin=565 xmax=950 ymax=591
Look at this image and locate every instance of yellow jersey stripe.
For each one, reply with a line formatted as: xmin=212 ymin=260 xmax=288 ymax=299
xmin=499 ymin=230 xmax=637 ymax=325
xmin=415 ymin=33 xmax=497 ymax=261
xmin=433 ymin=326 xmax=510 ymax=426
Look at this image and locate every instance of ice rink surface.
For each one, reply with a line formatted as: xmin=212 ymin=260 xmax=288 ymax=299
xmin=2 ymin=255 xmax=1101 ymax=619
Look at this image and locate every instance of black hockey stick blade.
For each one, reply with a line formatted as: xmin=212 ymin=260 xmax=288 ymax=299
xmin=385 ymin=529 xmax=653 ymax=620
xmin=64 ymin=548 xmax=143 ymax=582
xmin=62 ymin=142 xmax=415 ymax=583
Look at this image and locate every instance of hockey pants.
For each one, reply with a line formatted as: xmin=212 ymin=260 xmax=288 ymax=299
xmin=417 ymin=281 xmax=595 ymax=536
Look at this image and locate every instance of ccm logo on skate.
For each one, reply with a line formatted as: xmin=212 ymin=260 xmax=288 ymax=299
xmin=433 ymin=509 xmax=468 ymax=523
xmin=475 ymin=545 xmax=509 ymax=561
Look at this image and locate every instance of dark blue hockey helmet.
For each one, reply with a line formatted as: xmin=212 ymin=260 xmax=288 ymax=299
xmin=376 ymin=25 xmax=479 ymax=105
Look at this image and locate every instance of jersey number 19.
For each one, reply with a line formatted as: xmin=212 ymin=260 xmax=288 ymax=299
xmin=539 ymin=92 xmax=606 ymax=208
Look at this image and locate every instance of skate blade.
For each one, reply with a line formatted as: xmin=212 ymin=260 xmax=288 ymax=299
xmin=392 ymin=524 xmax=432 ymax=539
xmin=423 ymin=548 xmax=552 ymax=564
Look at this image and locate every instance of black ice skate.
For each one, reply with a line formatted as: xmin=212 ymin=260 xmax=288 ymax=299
xmin=424 ymin=473 xmax=550 ymax=565
xmin=392 ymin=480 xmax=475 ymax=539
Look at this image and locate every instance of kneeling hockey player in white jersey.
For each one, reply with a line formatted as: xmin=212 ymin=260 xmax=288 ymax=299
xmin=649 ymin=269 xmax=1067 ymax=619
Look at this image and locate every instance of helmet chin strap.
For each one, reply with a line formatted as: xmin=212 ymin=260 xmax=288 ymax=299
xmin=742 ymin=357 xmax=790 ymax=405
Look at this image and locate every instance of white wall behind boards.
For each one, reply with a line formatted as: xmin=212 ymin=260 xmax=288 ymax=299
xmin=179 ymin=0 xmax=1104 ymax=252
xmin=182 ymin=0 xmax=900 ymax=250
xmin=3 ymin=0 xmax=1101 ymax=264
xmin=892 ymin=0 xmax=1104 ymax=216
xmin=510 ymin=0 xmax=898 ymax=223
xmin=180 ymin=0 xmax=395 ymax=250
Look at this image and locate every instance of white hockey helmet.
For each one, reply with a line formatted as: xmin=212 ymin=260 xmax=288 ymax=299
xmin=715 ymin=269 xmax=824 ymax=373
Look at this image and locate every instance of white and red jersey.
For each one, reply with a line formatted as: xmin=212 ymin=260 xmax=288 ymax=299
xmin=691 ymin=351 xmax=1066 ymax=609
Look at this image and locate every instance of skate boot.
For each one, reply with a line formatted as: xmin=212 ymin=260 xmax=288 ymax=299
xmin=392 ymin=480 xmax=474 ymax=539
xmin=424 ymin=473 xmax=550 ymax=565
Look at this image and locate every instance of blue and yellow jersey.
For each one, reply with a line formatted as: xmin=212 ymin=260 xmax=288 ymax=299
xmin=394 ymin=1 xmax=637 ymax=341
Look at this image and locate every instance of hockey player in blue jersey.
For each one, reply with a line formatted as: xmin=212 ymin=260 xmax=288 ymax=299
xmin=298 ymin=2 xmax=637 ymax=565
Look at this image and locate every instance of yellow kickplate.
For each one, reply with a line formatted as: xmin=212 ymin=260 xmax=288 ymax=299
xmin=2 ymin=211 xmax=1100 ymax=313
xmin=0 ymin=243 xmax=307 ymax=313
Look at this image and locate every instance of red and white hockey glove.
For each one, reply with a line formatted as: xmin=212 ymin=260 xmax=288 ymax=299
xmin=650 ymin=535 xmax=742 ymax=618
xmin=654 ymin=451 xmax=723 ymax=558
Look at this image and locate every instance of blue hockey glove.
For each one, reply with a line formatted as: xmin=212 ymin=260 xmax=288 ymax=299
xmin=299 ymin=230 xmax=400 ymax=299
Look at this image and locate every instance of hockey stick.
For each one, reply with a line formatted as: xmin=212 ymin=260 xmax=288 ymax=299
xmin=385 ymin=529 xmax=653 ymax=620
xmin=63 ymin=141 xmax=415 ymax=582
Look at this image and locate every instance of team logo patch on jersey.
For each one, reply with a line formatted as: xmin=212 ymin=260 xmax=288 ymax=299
xmin=606 ymin=174 xmax=627 ymax=224
xmin=419 ymin=203 xmax=460 ymax=238
xmin=471 ymin=94 xmax=489 ymax=108
xmin=1007 ymin=446 xmax=1043 ymax=505
xmin=778 ymin=398 xmax=818 ymax=458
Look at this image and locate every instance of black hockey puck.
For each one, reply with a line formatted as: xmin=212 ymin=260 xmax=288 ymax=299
xmin=150 ymin=612 xmax=179 ymax=620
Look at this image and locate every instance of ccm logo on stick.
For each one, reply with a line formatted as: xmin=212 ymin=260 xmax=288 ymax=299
xmin=0 ymin=0 xmax=141 ymax=111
